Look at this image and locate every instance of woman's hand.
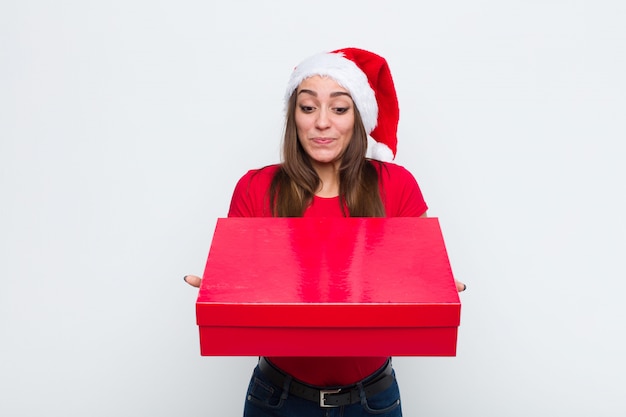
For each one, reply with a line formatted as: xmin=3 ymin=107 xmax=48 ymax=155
xmin=185 ymin=274 xmax=465 ymax=292
xmin=183 ymin=275 xmax=202 ymax=288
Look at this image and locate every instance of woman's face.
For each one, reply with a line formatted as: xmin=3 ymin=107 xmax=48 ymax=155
xmin=295 ymin=75 xmax=355 ymax=168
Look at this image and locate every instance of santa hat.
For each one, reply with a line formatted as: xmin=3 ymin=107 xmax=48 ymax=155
xmin=285 ymin=47 xmax=399 ymax=162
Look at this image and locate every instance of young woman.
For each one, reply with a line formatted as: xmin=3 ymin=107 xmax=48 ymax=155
xmin=185 ymin=48 xmax=466 ymax=417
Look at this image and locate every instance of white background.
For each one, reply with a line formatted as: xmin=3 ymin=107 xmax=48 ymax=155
xmin=1 ymin=1 xmax=625 ymax=416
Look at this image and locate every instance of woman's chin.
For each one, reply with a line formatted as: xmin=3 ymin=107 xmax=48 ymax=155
xmin=307 ymin=150 xmax=342 ymax=164
xmin=309 ymin=156 xmax=341 ymax=168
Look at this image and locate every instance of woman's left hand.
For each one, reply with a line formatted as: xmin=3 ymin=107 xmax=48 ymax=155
xmin=455 ymin=280 xmax=466 ymax=292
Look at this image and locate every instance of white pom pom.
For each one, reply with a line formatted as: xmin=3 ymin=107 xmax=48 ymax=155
xmin=366 ymin=136 xmax=394 ymax=162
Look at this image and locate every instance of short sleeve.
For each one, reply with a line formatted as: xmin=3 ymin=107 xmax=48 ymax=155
xmin=227 ymin=171 xmax=257 ymax=217
xmin=377 ymin=162 xmax=428 ymax=217
xmin=227 ymin=166 xmax=278 ymax=217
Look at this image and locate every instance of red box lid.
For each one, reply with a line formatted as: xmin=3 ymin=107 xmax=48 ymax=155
xmin=196 ymin=217 xmax=460 ymax=329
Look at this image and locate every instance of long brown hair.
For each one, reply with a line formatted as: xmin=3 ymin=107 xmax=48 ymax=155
xmin=269 ymin=91 xmax=385 ymax=217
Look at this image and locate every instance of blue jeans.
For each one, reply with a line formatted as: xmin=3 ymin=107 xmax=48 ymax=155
xmin=243 ymin=362 xmax=403 ymax=417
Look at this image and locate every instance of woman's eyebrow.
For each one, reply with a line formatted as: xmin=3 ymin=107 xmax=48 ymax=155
xmin=297 ymin=89 xmax=351 ymax=98
xmin=298 ymin=89 xmax=317 ymax=97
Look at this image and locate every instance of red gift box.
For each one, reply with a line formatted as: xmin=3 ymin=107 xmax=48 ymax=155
xmin=196 ymin=217 xmax=461 ymax=356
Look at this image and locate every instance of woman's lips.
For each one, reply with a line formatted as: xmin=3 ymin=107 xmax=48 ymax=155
xmin=312 ymin=137 xmax=334 ymax=144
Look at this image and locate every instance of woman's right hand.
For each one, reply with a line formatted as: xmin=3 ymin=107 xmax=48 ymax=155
xmin=183 ymin=275 xmax=202 ymax=288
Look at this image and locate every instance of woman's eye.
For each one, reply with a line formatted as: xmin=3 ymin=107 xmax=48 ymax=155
xmin=333 ymin=107 xmax=349 ymax=114
xmin=299 ymin=105 xmax=315 ymax=113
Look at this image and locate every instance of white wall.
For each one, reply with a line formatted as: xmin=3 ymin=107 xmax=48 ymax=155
xmin=1 ymin=1 xmax=625 ymax=416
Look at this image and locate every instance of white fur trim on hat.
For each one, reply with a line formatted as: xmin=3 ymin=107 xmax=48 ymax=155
xmin=366 ymin=136 xmax=394 ymax=162
xmin=284 ymin=52 xmax=378 ymax=134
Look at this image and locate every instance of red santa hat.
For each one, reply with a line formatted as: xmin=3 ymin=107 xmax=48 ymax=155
xmin=285 ymin=47 xmax=399 ymax=162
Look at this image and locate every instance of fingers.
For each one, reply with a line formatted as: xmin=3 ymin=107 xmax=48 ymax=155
xmin=186 ymin=273 xmax=464 ymax=292
xmin=183 ymin=275 xmax=202 ymax=288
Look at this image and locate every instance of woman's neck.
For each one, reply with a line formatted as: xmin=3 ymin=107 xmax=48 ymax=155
xmin=312 ymin=162 xmax=340 ymax=198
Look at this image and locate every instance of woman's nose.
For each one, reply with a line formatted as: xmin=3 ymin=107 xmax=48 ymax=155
xmin=315 ymin=108 xmax=331 ymax=129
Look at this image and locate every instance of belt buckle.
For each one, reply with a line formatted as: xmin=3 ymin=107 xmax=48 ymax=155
xmin=319 ymin=389 xmax=341 ymax=408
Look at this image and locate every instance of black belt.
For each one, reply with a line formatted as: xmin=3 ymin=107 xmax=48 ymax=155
xmin=258 ymin=357 xmax=395 ymax=408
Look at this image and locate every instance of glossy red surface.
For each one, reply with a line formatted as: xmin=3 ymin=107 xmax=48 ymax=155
xmin=196 ymin=217 xmax=461 ymax=356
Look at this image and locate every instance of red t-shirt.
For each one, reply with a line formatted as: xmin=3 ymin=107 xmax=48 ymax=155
xmin=227 ymin=161 xmax=428 ymax=386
